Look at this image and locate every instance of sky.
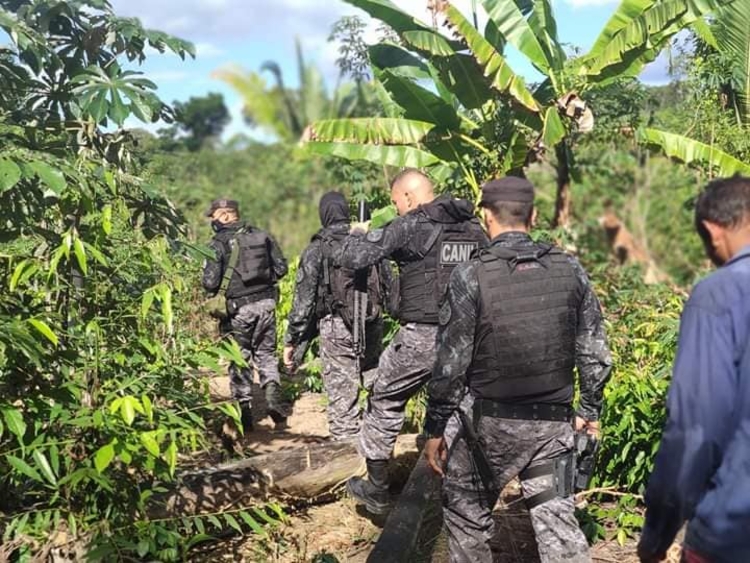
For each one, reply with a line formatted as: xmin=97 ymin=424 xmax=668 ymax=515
xmin=110 ymin=0 xmax=671 ymax=139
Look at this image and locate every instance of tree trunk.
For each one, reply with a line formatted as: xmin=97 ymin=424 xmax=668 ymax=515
xmin=148 ymin=433 xmax=420 ymax=518
xmin=553 ymin=142 xmax=572 ymax=229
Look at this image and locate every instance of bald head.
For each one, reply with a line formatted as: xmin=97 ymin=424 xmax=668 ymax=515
xmin=390 ymin=168 xmax=435 ymax=216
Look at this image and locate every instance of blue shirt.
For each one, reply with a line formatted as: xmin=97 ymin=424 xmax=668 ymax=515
xmin=640 ymin=245 xmax=750 ymax=560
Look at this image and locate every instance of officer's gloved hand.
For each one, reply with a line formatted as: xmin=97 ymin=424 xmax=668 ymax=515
xmin=350 ymin=221 xmax=371 ymax=235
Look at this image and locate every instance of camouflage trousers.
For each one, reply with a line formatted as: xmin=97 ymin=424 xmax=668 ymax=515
xmin=359 ymin=323 xmax=439 ymax=461
xmin=220 ymin=297 xmax=281 ymax=405
xmin=442 ymin=396 xmax=590 ymax=563
xmin=318 ymin=315 xmax=383 ymax=440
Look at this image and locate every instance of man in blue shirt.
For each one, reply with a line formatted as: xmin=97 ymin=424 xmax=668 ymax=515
xmin=638 ymin=176 xmax=750 ymax=563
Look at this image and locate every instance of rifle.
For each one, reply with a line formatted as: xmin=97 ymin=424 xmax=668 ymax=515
xmin=290 ymin=314 xmax=319 ymax=372
xmin=352 ymin=199 xmax=370 ymax=366
xmin=458 ymin=410 xmax=499 ymax=498
xmin=574 ymin=430 xmax=599 ymax=492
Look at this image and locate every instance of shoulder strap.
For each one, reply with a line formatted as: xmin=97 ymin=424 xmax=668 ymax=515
xmin=219 ymin=236 xmax=241 ymax=294
xmin=420 ymin=224 xmax=444 ymax=257
xmin=478 ymin=242 xmax=554 ymax=272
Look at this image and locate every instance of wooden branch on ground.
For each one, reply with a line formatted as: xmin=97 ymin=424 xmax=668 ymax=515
xmin=149 ymin=434 xmax=420 ymax=518
xmin=576 ymin=486 xmax=644 ymax=501
xmin=367 ymin=448 xmax=442 ymax=563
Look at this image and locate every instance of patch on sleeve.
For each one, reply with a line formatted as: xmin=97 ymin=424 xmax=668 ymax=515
xmin=296 ymin=267 xmax=305 ymax=283
xmin=439 ymin=300 xmax=452 ymax=326
xmin=366 ymin=228 xmax=384 ymax=243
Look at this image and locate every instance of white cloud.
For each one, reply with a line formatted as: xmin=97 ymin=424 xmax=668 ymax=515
xmin=195 ymin=42 xmax=225 ymax=57
xmin=108 ymin=0 xmax=478 ymax=48
xmin=198 ymin=0 xmax=229 ymax=8
xmin=110 ymin=0 xmax=353 ymax=43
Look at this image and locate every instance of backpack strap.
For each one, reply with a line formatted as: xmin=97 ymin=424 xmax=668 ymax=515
xmin=420 ymin=224 xmax=444 ymax=257
xmin=317 ymin=233 xmax=337 ymax=315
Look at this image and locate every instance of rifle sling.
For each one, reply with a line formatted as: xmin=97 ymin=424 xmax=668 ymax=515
xmin=218 ymin=237 xmax=240 ymax=295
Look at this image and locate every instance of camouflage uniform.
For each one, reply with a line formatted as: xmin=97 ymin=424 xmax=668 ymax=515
xmin=202 ymin=221 xmax=288 ymax=409
xmin=222 ymin=298 xmax=281 ymax=403
xmin=285 ymin=217 xmax=388 ymax=440
xmin=318 ymin=315 xmax=383 ymax=439
xmin=425 ymin=232 xmax=612 ymax=562
xmin=336 ymin=196 xmax=487 ymax=462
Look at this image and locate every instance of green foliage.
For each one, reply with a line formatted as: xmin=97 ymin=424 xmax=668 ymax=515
xmin=637 ymin=5 xmax=750 ymax=175
xmin=214 ymin=37 xmax=379 ymax=143
xmin=305 ymin=0 xmax=725 ymax=219
xmin=712 ymin=1 xmax=750 ymax=126
xmin=0 ymin=1 xmax=275 ymax=559
xmin=85 ymin=504 xmax=286 ymax=562
xmin=584 ymin=78 xmax=648 ymax=141
xmin=577 ymin=495 xmax=644 ymax=546
xmin=637 ymin=127 xmax=750 ymax=177
xmin=570 ymin=267 xmax=686 ymax=546
xmin=329 ymin=15 xmax=372 ymax=83
xmin=169 ymin=93 xmax=231 ymax=152
xmin=139 ymin=140 xmax=389 ymax=258
xmin=593 ymin=268 xmax=683 ymax=492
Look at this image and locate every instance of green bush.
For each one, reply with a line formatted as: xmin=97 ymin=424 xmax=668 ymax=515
xmin=593 ymin=266 xmax=684 ymax=493
xmin=576 ymin=266 xmax=686 ymax=544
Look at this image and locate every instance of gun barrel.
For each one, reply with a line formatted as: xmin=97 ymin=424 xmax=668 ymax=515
xmin=357 ymin=199 xmax=369 ymax=223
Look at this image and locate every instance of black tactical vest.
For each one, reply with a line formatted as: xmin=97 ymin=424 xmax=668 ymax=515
xmin=467 ymin=242 xmax=584 ymax=400
xmin=222 ymin=227 xmax=275 ymax=300
xmin=397 ymin=208 xmax=486 ymax=324
xmin=315 ymin=227 xmax=383 ymax=328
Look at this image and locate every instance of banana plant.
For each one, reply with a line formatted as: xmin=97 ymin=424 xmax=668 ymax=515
xmin=637 ymin=128 xmax=750 ymax=176
xmin=214 ymin=37 xmax=375 ymax=142
xmin=303 ymin=0 xmax=734 ymax=226
xmin=636 ymin=1 xmax=750 ymax=175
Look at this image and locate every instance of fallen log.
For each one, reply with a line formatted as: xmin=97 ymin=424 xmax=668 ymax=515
xmin=368 ymin=448 xmax=443 ymax=563
xmin=149 ymin=433 xmax=420 ymax=518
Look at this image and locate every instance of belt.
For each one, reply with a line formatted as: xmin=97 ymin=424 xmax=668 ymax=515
xmin=474 ymin=399 xmax=573 ymax=422
xmin=228 ymin=290 xmax=274 ymax=310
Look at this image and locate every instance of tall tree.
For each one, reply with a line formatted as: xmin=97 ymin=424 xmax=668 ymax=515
xmin=172 ymin=92 xmax=230 ymax=151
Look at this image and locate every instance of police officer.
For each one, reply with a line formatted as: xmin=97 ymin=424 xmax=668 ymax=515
xmin=423 ymin=177 xmax=612 ymax=562
xmin=282 ymin=191 xmax=390 ymax=440
xmin=338 ymin=169 xmax=488 ymax=514
xmin=202 ymin=198 xmax=289 ymax=432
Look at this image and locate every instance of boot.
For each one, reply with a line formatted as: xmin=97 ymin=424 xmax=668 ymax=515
xmin=347 ymin=459 xmax=390 ymax=515
xmin=264 ymin=381 xmax=288 ymax=431
xmin=239 ymin=401 xmax=254 ymax=434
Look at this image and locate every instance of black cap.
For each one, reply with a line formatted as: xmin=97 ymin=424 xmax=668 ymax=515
xmin=205 ymin=198 xmax=239 ymax=217
xmin=479 ymin=177 xmax=535 ymax=206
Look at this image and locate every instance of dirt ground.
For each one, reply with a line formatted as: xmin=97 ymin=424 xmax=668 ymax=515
xmin=198 ymin=376 xmax=657 ymax=563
